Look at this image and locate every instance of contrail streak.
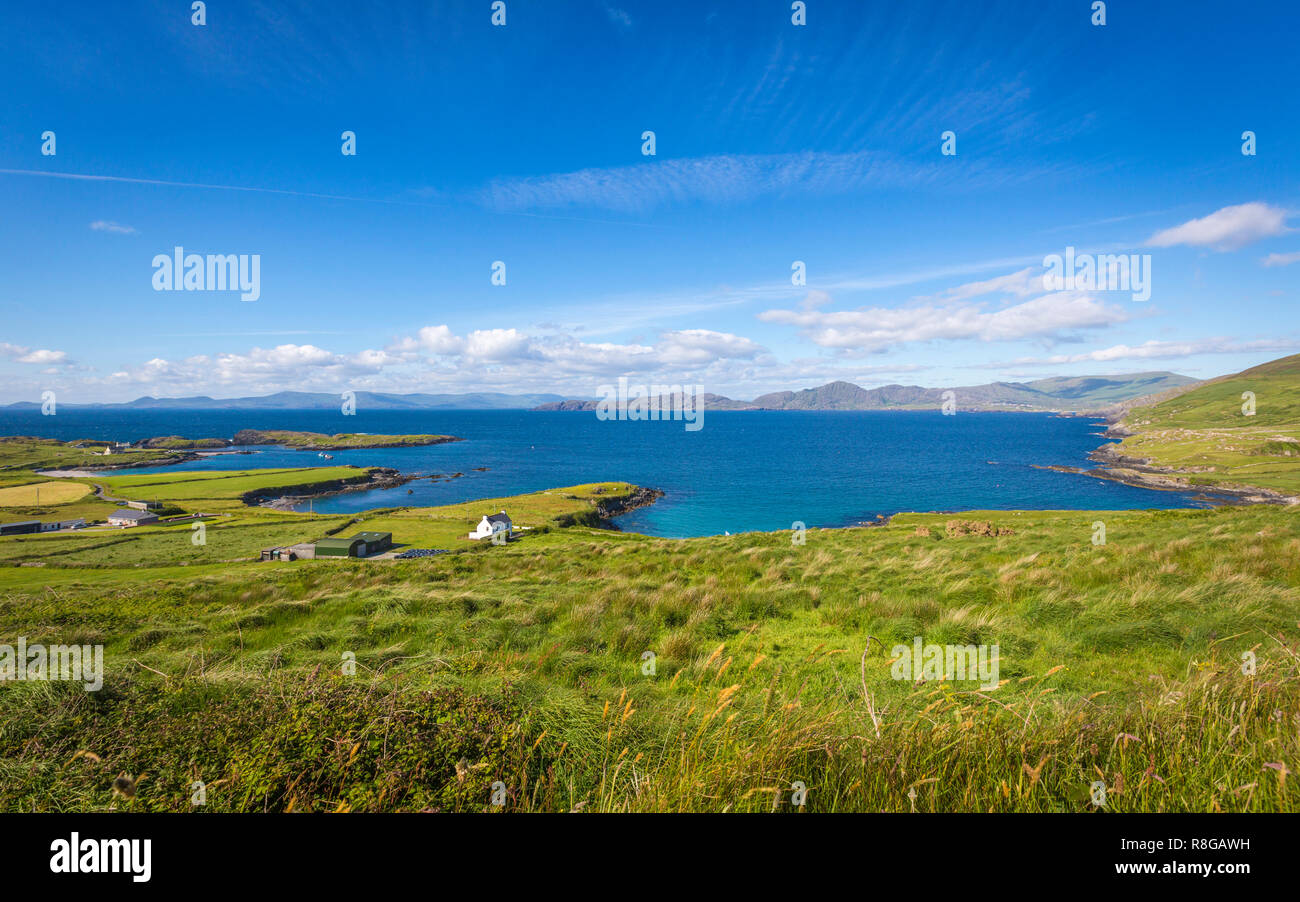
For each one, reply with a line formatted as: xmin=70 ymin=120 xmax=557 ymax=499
xmin=0 ymin=167 xmax=665 ymax=229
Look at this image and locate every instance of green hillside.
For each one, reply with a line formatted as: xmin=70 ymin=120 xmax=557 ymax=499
xmin=1125 ymin=353 xmax=1300 ymax=429
xmin=1113 ymin=354 xmax=1300 ymax=497
xmin=2 ymin=501 xmax=1297 ymax=812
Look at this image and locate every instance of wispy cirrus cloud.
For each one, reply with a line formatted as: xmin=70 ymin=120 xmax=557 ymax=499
xmin=604 ymin=6 xmax=632 ymax=29
xmin=1262 ymin=250 xmax=1300 ymax=267
xmin=1146 ymin=202 xmax=1290 ymax=251
xmin=89 ymin=220 xmax=137 ymax=234
xmin=478 ymin=150 xmax=1045 ymax=215
xmin=929 ymin=267 xmax=1042 ymax=303
xmin=982 ymin=337 xmax=1300 ymax=368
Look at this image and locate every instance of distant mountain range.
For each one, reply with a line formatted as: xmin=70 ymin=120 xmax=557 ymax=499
xmin=533 ymin=372 xmax=1199 ymax=413
xmin=2 ymin=372 xmax=1198 ymax=414
xmin=2 ymin=390 xmax=567 ymax=411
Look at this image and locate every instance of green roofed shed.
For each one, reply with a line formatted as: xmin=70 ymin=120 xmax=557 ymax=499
xmin=314 ymin=536 xmax=365 ymax=557
xmin=313 ymin=531 xmax=393 ymax=558
xmin=353 ymin=531 xmax=393 ymax=553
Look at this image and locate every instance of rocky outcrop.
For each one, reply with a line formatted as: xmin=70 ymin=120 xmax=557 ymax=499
xmin=550 ymin=486 xmax=665 ymax=530
xmin=243 ymin=467 xmax=413 ymax=509
xmin=593 ymin=486 xmax=664 ymax=521
xmin=1034 ymin=462 xmax=1299 ymax=506
xmin=944 ymin=519 xmax=1014 ymax=537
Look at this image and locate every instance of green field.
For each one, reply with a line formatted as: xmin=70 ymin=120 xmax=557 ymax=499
xmin=0 ymin=437 xmax=180 ymax=472
xmin=95 ymin=466 xmax=378 ymax=510
xmin=0 ymin=480 xmax=91 ymax=506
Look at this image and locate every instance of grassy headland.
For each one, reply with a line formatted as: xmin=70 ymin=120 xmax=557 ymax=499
xmin=1095 ymin=354 xmax=1300 ymax=499
xmin=231 ymin=429 xmax=461 ymax=450
xmin=0 ymin=437 xmax=183 ymax=473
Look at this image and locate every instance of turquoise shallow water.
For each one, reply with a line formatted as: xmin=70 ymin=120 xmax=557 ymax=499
xmin=0 ymin=408 xmax=1204 ymax=538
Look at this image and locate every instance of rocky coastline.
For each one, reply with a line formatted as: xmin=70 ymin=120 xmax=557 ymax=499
xmin=246 ymin=467 xmax=415 ymax=510
xmin=593 ymin=486 xmax=665 ymax=523
xmin=1037 ymin=416 xmax=1299 ymax=506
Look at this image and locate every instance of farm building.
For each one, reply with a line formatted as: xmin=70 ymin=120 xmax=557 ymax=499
xmin=0 ymin=520 xmax=41 ymax=536
xmin=259 ymin=543 xmax=319 ymax=562
xmin=313 ymin=536 xmax=361 ymax=557
xmin=260 ymin=546 xmax=298 ymax=562
xmin=314 ymin=531 xmax=392 ymax=558
xmin=469 ymin=511 xmax=513 ymax=540
xmin=40 ymin=519 xmax=86 ymax=532
xmin=108 ymin=509 xmax=159 ymax=527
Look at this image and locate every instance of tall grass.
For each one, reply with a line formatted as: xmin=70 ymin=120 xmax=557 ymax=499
xmin=1 ymin=504 xmax=1297 ymax=812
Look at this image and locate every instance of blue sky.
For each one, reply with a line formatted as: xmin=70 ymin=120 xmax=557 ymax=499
xmin=2 ymin=0 xmax=1298 ymax=403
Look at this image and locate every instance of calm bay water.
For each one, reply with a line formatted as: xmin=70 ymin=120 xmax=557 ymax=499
xmin=0 ymin=408 xmax=1203 ymax=537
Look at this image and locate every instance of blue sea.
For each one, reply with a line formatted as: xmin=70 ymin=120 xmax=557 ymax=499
xmin=0 ymin=409 xmax=1204 ymax=538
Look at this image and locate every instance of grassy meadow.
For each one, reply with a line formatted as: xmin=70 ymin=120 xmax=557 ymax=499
xmin=2 ymin=496 xmax=1298 ymax=812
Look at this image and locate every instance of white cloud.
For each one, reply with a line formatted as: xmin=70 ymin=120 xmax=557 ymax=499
xmin=1146 ymin=202 xmax=1290 ymax=251
xmin=106 ymin=343 xmax=391 ymax=393
xmin=89 ymin=327 xmax=774 ymax=401
xmin=990 ymin=337 xmax=1300 ymax=367
xmin=464 ymin=328 xmax=535 ymax=362
xmin=1262 ymin=250 xmax=1300 ymax=267
xmin=17 ymin=348 xmax=69 ymax=365
xmin=389 ymin=324 xmax=465 ymax=355
xmin=1 ymin=342 xmax=70 ymax=365
xmin=89 ymin=220 xmax=137 ymax=235
xmin=655 ymin=329 xmax=765 ymax=366
xmin=934 ymin=266 xmax=1041 ymax=302
xmin=758 ymin=290 xmax=1128 ymax=354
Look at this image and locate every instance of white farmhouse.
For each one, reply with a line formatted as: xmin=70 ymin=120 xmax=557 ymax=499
xmin=468 ymin=510 xmax=512 ymax=540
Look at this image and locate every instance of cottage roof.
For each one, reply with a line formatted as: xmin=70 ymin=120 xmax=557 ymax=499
xmin=110 ymin=509 xmax=156 ymax=521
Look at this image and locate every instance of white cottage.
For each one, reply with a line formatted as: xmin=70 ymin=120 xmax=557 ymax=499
xmin=469 ymin=511 xmax=512 ymax=540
